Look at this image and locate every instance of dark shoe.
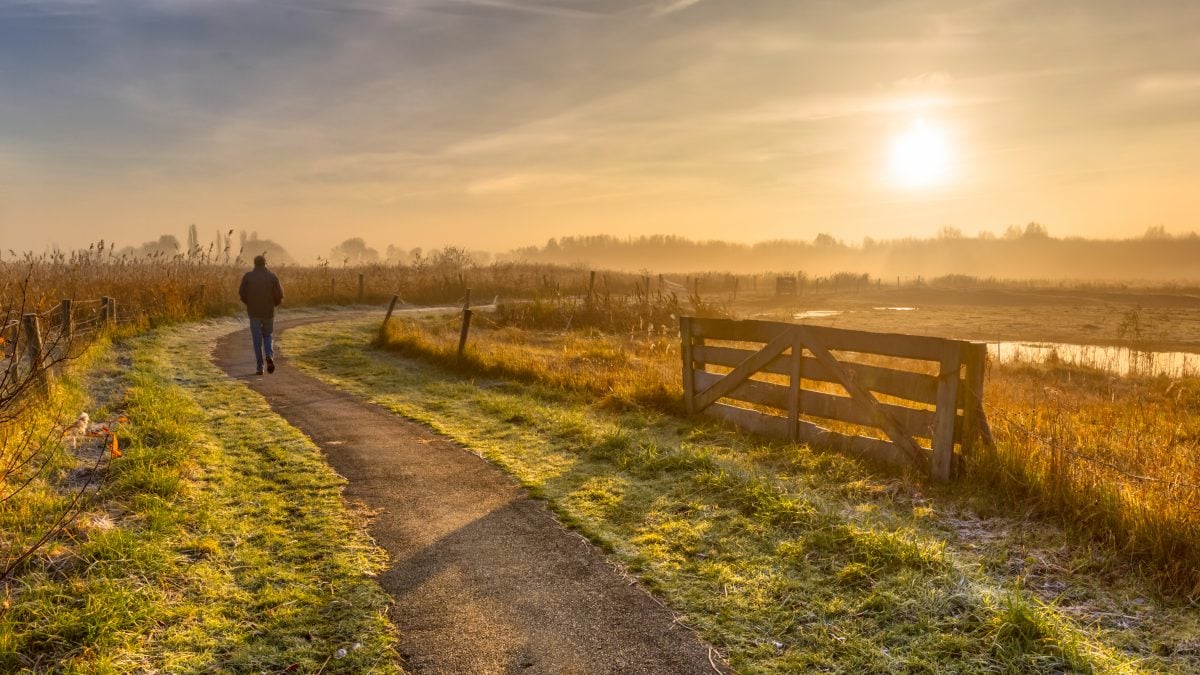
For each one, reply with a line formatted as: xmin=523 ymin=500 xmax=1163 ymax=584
xmin=266 ymin=357 xmax=275 ymax=374
xmin=255 ymin=368 xmax=265 ymax=376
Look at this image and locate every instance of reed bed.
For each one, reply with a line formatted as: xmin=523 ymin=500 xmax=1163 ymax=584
xmin=0 ymin=243 xmax=688 ymax=328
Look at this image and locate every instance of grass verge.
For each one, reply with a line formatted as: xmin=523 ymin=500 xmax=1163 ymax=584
xmin=0 ymin=320 xmax=401 ymax=672
xmin=290 ymin=315 xmax=1200 ymax=673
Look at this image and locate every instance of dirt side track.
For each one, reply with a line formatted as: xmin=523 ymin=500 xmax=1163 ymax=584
xmin=212 ymin=316 xmax=722 ymax=674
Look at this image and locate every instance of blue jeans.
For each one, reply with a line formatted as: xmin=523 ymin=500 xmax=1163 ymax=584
xmin=249 ymin=317 xmax=274 ymax=370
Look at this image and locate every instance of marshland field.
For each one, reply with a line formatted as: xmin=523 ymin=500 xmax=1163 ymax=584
xmin=5 ymin=251 xmax=1200 ymax=672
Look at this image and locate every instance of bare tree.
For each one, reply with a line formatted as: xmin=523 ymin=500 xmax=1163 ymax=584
xmin=429 ymin=245 xmax=474 ymax=272
xmin=331 ymin=237 xmax=380 ymax=265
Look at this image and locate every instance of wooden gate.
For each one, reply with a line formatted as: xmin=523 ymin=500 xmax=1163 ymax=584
xmin=680 ymin=317 xmax=989 ymax=481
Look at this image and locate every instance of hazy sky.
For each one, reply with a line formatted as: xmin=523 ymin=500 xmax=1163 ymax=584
xmin=3 ymin=0 xmax=1200 ymax=261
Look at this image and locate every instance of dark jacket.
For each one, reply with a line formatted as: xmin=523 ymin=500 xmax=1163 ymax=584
xmin=239 ymin=267 xmax=284 ymax=318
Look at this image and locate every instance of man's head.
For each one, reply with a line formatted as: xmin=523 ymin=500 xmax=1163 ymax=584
xmin=253 ymin=255 xmax=267 ymax=268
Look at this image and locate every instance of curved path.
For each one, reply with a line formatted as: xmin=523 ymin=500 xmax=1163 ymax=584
xmin=213 ymin=316 xmax=723 ymax=674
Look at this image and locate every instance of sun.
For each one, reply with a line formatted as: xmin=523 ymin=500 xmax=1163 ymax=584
xmin=888 ymin=118 xmax=952 ymax=189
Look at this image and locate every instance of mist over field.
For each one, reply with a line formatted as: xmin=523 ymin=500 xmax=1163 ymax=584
xmin=42 ymin=222 xmax=1200 ymax=283
xmin=506 ymin=226 xmax=1200 ymax=280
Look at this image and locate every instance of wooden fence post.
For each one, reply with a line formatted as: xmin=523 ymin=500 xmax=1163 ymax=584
xmin=961 ymin=342 xmax=991 ymax=462
xmin=358 ymin=273 xmax=365 ymax=302
xmin=60 ymin=299 xmax=74 ymax=343
xmin=198 ymin=284 xmax=206 ymax=309
xmin=99 ymin=297 xmax=117 ymax=326
xmin=930 ymin=343 xmax=963 ymax=482
xmin=680 ymin=316 xmax=695 ymax=415
xmin=22 ymin=313 xmax=51 ymax=388
xmin=457 ymin=289 xmax=472 ymax=361
xmin=587 ymin=271 xmax=596 ymax=309
xmin=379 ymin=293 xmax=400 ymax=341
xmin=383 ymin=294 xmax=399 ymax=327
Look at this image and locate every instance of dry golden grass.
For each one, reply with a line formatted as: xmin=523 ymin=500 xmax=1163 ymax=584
xmin=378 ymin=314 xmax=686 ymax=413
xmin=977 ymin=363 xmax=1200 ymax=598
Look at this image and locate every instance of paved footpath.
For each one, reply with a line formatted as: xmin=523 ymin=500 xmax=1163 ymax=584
xmin=213 ymin=316 xmax=723 ymax=675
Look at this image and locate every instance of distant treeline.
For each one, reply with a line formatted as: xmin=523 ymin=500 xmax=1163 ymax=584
xmin=115 ymin=227 xmax=294 ymax=265
xmin=503 ymin=225 xmax=1200 ymax=280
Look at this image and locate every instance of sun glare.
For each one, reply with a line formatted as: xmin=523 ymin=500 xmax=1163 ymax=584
xmin=888 ymin=119 xmax=952 ymax=189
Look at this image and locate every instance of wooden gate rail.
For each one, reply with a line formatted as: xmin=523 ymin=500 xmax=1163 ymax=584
xmin=680 ymin=317 xmax=988 ymax=481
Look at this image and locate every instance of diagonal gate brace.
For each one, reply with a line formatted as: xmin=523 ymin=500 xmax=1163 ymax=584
xmin=691 ymin=327 xmax=796 ymax=413
xmin=798 ymin=325 xmax=926 ymax=468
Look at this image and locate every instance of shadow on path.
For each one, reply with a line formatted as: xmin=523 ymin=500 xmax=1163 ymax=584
xmin=212 ymin=315 xmax=723 ymax=674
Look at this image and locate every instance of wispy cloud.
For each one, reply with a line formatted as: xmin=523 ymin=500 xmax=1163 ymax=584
xmin=728 ymin=93 xmax=969 ymax=126
xmin=652 ymin=0 xmax=702 ymax=17
xmin=1137 ymin=73 xmax=1200 ymax=94
xmin=894 ymin=72 xmax=954 ymax=90
xmin=0 ymin=0 xmax=97 ymax=19
xmin=466 ymin=171 xmax=582 ymax=195
xmin=420 ymin=0 xmax=619 ymax=19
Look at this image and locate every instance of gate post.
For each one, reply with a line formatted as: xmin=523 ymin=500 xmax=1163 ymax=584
xmin=931 ymin=343 xmax=963 ymax=482
xmin=960 ymin=342 xmax=989 ymax=466
xmin=680 ymin=316 xmax=696 ymax=414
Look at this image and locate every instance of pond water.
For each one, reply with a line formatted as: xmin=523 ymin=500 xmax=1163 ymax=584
xmin=783 ymin=306 xmax=1200 ymax=378
xmin=793 ymin=307 xmax=917 ymax=320
xmin=988 ymin=341 xmax=1200 ymax=378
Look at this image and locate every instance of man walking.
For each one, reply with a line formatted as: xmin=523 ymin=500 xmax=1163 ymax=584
xmin=238 ymin=254 xmax=284 ymax=375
